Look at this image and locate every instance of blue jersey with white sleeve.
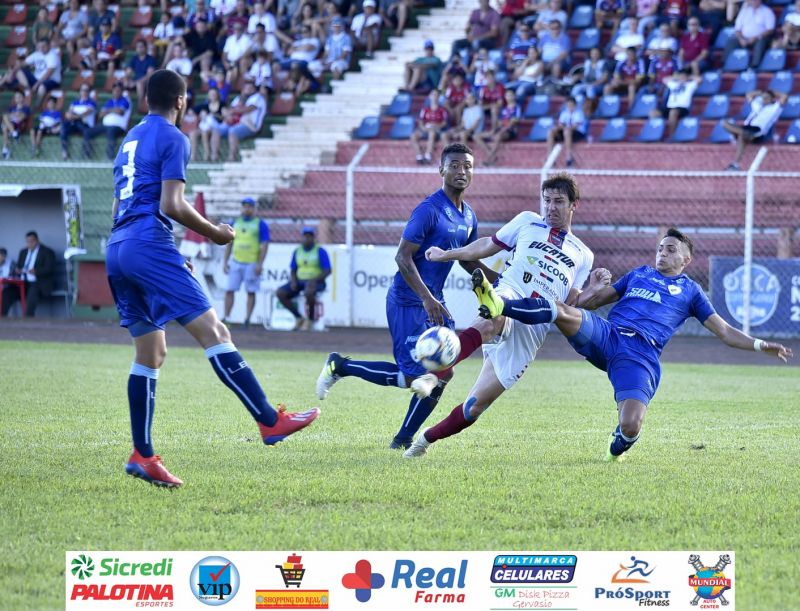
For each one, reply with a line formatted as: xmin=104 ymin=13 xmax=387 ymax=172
xmin=388 ymin=189 xmax=478 ymax=306
xmin=609 ymin=265 xmax=716 ymax=354
xmin=108 ymin=114 xmax=190 ymax=245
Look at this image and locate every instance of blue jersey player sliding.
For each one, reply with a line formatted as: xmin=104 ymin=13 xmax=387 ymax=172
xmin=472 ymin=227 xmax=793 ymax=461
xmin=107 ymin=70 xmax=319 ymax=488
xmin=315 ymin=143 xmax=499 ymax=449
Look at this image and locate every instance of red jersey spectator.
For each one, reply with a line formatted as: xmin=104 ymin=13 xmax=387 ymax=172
xmin=662 ymin=0 xmax=689 ymax=34
xmin=648 ymin=49 xmax=677 ymax=87
xmin=444 ymin=73 xmax=471 ymax=125
xmin=479 ymin=70 xmax=506 ymax=131
xmin=499 ymin=0 xmax=534 ymax=47
xmin=476 ymin=89 xmax=520 ymax=166
xmin=605 ymin=47 xmax=645 ymax=108
xmin=411 ymin=89 xmax=449 ymax=163
xmin=679 ymin=17 xmax=710 ymax=75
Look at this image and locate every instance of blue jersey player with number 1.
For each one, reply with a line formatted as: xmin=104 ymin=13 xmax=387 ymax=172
xmin=315 ymin=143 xmax=498 ymax=449
xmin=107 ymin=70 xmax=319 ymax=488
xmin=472 ymin=227 xmax=793 ymax=461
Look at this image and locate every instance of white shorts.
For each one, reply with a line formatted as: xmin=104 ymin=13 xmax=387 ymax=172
xmin=482 ymin=286 xmax=549 ymax=390
xmin=226 ymin=259 xmax=261 ymax=293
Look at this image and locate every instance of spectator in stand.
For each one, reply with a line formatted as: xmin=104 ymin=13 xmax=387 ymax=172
xmin=291 ymin=2 xmax=318 ymax=38
xmin=657 ymin=68 xmax=701 ymax=138
xmin=532 ymin=0 xmax=567 ymax=34
xmin=411 ymin=89 xmax=449 ymax=164
xmin=212 ymin=0 xmax=238 ymax=16
xmin=84 ymin=82 xmax=130 ymax=159
xmin=571 ymin=46 xmax=609 ymax=116
xmin=321 ymin=17 xmax=353 ymax=79
xmin=724 ymin=90 xmax=787 ymax=170
xmin=605 ymin=46 xmax=645 ymax=108
xmin=202 ymin=65 xmax=233 ymax=102
xmin=57 ymin=0 xmax=89 ymax=57
xmin=595 ymin=0 xmax=625 ymax=39
xmin=724 ymin=0 xmax=775 ymax=69
xmin=276 ymin=227 xmax=331 ymax=331
xmin=634 ymin=0 xmax=659 ymax=36
xmin=30 ymin=96 xmax=62 ymax=157
xmin=0 ymin=248 xmax=10 ymax=280
xmin=277 ymin=0 xmax=301 ymax=31
xmin=647 ymin=48 xmax=677 ymax=95
xmin=611 ymin=16 xmax=644 ymax=61
xmin=646 ymin=22 xmax=678 ymax=58
xmin=380 ymin=0 xmax=410 ymax=37
xmin=247 ymin=50 xmax=275 ymax=91
xmin=499 ymin=0 xmax=535 ymax=48
xmin=1 ymin=92 xmax=30 ymax=160
xmin=225 ymin=0 xmax=252 ymax=33
xmin=475 ymin=88 xmax=520 ymax=166
xmin=479 ymin=68 xmax=505 ymax=130
xmin=185 ymin=17 xmax=219 ymax=75
xmin=438 ymin=54 xmax=467 ymax=90
xmin=537 ymin=19 xmax=571 ymax=79
xmin=773 ymin=0 xmax=800 ymax=50
xmin=222 ymin=21 xmax=253 ymax=81
xmin=695 ymin=0 xmax=727 ymax=41
xmin=351 ymin=0 xmax=382 ymax=58
xmin=679 ymin=17 xmax=710 ymax=76
xmin=506 ymin=22 xmax=537 ymax=67
xmin=249 ymin=1 xmax=276 ymax=33
xmin=547 ymin=96 xmax=586 ymax=167
xmin=191 ymin=88 xmax=225 ymax=161
xmin=469 ymin=47 xmax=497 ymax=89
xmin=251 ymin=23 xmax=284 ymax=59
xmin=1 ymin=231 xmax=55 ymax=318
xmin=451 ymin=0 xmax=501 ymax=60
xmin=13 ymin=39 xmax=62 ymax=106
xmin=661 ymin=0 xmax=689 ymax=36
xmin=165 ymin=41 xmax=194 ymax=78
xmin=217 ymin=82 xmax=267 ymax=161
xmin=31 ymin=8 xmax=56 ymax=46
xmin=60 ymin=84 xmax=96 ymax=160
xmin=443 ymin=72 xmax=471 ymax=126
xmin=125 ymin=40 xmax=158 ymax=102
xmin=506 ymin=44 xmax=545 ymax=99
xmin=445 ymin=91 xmax=484 ymax=144
xmin=189 ymin=0 xmax=217 ymax=30
xmin=153 ymin=10 xmax=175 ymax=57
xmin=403 ymin=40 xmax=443 ymax=92
xmin=88 ymin=0 xmax=118 ymax=37
xmin=91 ymin=17 xmax=124 ymax=79
xmin=283 ymin=24 xmax=321 ymax=95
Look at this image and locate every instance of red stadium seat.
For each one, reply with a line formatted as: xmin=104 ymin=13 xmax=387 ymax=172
xmin=4 ymin=25 xmax=26 ymax=47
xmin=104 ymin=69 xmax=126 ymax=92
xmin=70 ymin=69 xmax=96 ymax=91
xmin=132 ymin=27 xmax=155 ymax=45
xmin=3 ymin=4 xmax=26 ymax=25
xmin=129 ymin=6 xmax=153 ymax=27
xmin=271 ymin=92 xmax=296 ymax=115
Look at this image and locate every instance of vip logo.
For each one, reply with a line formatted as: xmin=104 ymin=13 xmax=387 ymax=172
xmin=342 ymin=559 xmax=385 ymax=603
xmin=611 ymin=556 xmax=655 ymax=583
xmin=522 ymin=272 xmax=532 ymax=283
xmin=688 ymin=554 xmax=733 ymax=607
xmin=190 ymin=556 xmax=240 ymax=606
xmin=71 ymin=555 xmax=95 ymax=580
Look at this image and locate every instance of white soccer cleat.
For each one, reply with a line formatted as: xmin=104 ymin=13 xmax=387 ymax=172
xmin=315 ymin=352 xmax=345 ymax=400
xmin=403 ymin=429 xmax=432 ymax=458
xmin=410 ymin=373 xmax=438 ymax=399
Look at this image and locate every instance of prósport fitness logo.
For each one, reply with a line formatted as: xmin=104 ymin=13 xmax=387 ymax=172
xmin=595 ymin=556 xmax=671 ymax=605
xmin=688 ymin=554 xmax=733 ymax=608
xmin=190 ymin=555 xmax=240 ymax=606
xmin=490 ymin=555 xmax=576 ymax=583
xmin=71 ymin=554 xmax=95 ymax=580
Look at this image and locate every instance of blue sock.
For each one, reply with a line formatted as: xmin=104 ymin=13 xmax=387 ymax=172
xmin=339 ymin=359 xmax=404 ymax=387
xmin=128 ymin=363 xmax=158 ymax=458
xmin=395 ymin=381 xmax=448 ymax=442
xmin=206 ymin=343 xmax=278 ymax=426
xmin=502 ymin=297 xmax=557 ymax=325
xmin=610 ymin=424 xmax=639 ymax=456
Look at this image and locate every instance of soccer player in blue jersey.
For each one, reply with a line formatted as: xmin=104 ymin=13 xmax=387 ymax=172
xmin=315 ymin=143 xmax=499 ymax=449
xmin=106 ymin=69 xmax=319 ymax=488
xmin=472 ymin=228 xmax=793 ymax=460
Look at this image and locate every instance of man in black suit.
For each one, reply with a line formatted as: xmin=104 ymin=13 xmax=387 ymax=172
xmin=1 ymin=231 xmax=56 ymax=317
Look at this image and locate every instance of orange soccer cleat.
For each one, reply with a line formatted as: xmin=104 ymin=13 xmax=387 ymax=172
xmin=125 ymin=450 xmax=184 ymax=488
xmin=258 ymin=405 xmax=321 ymax=445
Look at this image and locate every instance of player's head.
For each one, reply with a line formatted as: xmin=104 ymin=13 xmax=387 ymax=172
xmin=25 ymin=231 xmax=39 ymax=250
xmin=241 ymin=197 xmax=256 ymax=218
xmin=541 ymin=172 xmax=579 ymax=230
xmin=146 ymin=69 xmax=187 ymax=125
xmin=656 ymin=227 xmax=693 ymax=276
xmin=301 ymin=226 xmax=315 ymax=247
xmin=439 ymin=143 xmax=474 ymax=192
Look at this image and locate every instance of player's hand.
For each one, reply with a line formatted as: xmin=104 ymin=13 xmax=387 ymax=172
xmin=426 ymin=246 xmax=448 ymax=262
xmin=423 ymin=295 xmax=451 ymax=326
xmin=211 ymin=223 xmax=235 ymax=245
xmin=589 ymin=268 xmax=612 ymax=288
xmin=763 ymin=342 xmax=793 ymax=363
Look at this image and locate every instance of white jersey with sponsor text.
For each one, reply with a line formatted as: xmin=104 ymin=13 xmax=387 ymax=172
xmin=492 ymin=211 xmax=594 ymax=300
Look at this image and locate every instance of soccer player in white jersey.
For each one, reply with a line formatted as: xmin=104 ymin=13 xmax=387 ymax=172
xmin=404 ymin=172 xmax=608 ymax=457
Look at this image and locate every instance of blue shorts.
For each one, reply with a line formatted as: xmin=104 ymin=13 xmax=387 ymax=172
xmin=567 ymin=310 xmax=662 ymax=405
xmin=278 ymin=279 xmax=326 ymax=298
xmin=106 ymin=239 xmax=211 ymax=336
xmin=386 ymin=295 xmax=455 ymax=379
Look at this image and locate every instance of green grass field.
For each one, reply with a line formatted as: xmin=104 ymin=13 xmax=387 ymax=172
xmin=1 ymin=340 xmax=798 ymax=610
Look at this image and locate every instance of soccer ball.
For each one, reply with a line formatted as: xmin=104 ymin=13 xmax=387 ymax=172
xmin=414 ymin=326 xmax=460 ymax=372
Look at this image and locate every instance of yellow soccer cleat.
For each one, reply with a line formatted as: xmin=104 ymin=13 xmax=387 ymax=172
xmin=471 ymin=269 xmax=505 ymax=319
xmin=604 ymin=433 xmax=627 ymax=462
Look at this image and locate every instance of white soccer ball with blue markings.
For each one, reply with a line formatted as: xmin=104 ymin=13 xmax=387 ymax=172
xmin=415 ymin=326 xmax=461 ymax=372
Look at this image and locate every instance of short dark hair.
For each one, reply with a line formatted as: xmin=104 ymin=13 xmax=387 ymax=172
xmin=664 ymin=227 xmax=693 ymax=255
xmin=440 ymin=142 xmax=473 ymax=166
xmin=0 ymin=248 xmax=7 ymax=256
xmin=25 ymin=231 xmax=38 ymax=240
xmin=541 ymin=172 xmax=580 ymax=203
xmin=146 ymin=69 xmax=186 ymax=113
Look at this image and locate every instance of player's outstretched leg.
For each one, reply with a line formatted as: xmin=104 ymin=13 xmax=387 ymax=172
xmin=316 ymin=352 xmax=405 ymax=400
xmin=392 ymin=370 xmax=453 ymax=448
xmin=471 ymin=269 xmax=505 ymax=318
xmin=606 ymin=399 xmax=646 ymax=461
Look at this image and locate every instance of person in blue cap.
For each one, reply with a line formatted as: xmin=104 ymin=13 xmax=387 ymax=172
xmin=402 ymin=40 xmax=443 ymax=92
xmin=276 ymin=226 xmax=331 ymax=331
xmin=223 ymin=196 xmax=271 ymax=329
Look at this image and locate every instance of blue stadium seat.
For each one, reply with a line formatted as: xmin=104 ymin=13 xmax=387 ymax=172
xmin=781 ymin=95 xmax=800 ymax=119
xmin=671 ymin=117 xmax=700 ymax=142
xmin=739 ymin=100 xmax=752 ymax=119
xmin=723 ymin=49 xmax=750 ymax=72
xmin=784 ymin=119 xmax=800 ymax=143
xmin=729 ymin=70 xmax=757 ymax=96
xmin=628 ymin=93 xmax=658 ymax=118
xmin=708 ymin=119 xmax=735 ymax=143
xmin=593 ymin=94 xmax=621 ymax=118
xmin=526 ymin=117 xmax=555 ymax=142
xmin=568 ymin=5 xmax=594 ymax=29
xmin=779 ymin=4 xmax=796 ymax=25
xmin=386 ymin=93 xmax=412 ymax=116
xmin=714 ymin=27 xmax=735 ymax=50
xmin=389 ymin=115 xmax=415 ymax=139
xmin=575 ymin=27 xmax=601 ymax=51
xmin=489 ymin=49 xmax=505 ymax=69
xmin=758 ymin=49 xmax=786 ymax=72
xmin=770 ymin=0 xmax=791 ymax=7
xmin=599 ymin=118 xmax=627 ymax=142
xmin=524 ymin=94 xmax=550 ymax=118
xmin=353 ymin=116 xmax=380 ymax=139
xmin=696 ymin=71 xmax=721 ymax=96
xmin=768 ymin=70 xmax=794 ymax=95
xmin=702 ymin=94 xmax=730 ymax=119
xmin=636 ymin=118 xmax=665 ymax=142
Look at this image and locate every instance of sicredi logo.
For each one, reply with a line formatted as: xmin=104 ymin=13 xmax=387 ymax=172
xmin=68 ymin=554 xmax=175 ymax=603
xmin=190 ymin=556 xmax=240 ymax=606
xmin=491 ymin=555 xmax=577 ymax=583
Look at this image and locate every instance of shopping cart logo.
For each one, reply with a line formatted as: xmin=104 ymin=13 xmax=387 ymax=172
xmin=276 ymin=554 xmax=306 ymax=588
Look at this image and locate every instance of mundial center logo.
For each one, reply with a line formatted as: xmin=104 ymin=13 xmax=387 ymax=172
xmin=69 ymin=554 xmax=174 ymax=603
xmin=491 ymin=555 xmax=577 ymax=583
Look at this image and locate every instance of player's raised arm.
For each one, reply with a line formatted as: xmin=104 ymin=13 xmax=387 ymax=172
xmin=160 ymin=179 xmax=235 ymax=245
xmin=574 ymin=268 xmax=619 ymax=310
xmin=426 ymin=236 xmax=502 ymax=263
xmin=396 ymin=238 xmax=451 ymax=325
xmin=703 ymin=314 xmax=793 ymax=363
